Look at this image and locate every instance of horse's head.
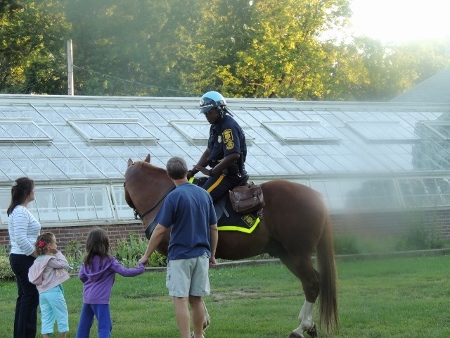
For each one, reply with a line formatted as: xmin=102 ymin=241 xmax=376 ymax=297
xmin=124 ymin=154 xmax=174 ymax=222
xmin=124 ymin=154 xmax=173 ymax=255
xmin=124 ymin=154 xmax=153 ymax=210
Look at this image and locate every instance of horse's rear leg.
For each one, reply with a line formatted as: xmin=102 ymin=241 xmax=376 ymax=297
xmin=202 ymin=300 xmax=210 ymax=329
xmin=281 ymin=255 xmax=320 ymax=338
xmin=191 ymin=301 xmax=210 ymax=338
xmin=288 ymin=301 xmax=318 ymax=338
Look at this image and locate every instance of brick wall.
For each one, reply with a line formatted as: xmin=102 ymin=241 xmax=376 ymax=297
xmin=0 ymin=223 xmax=147 ymax=254
xmin=1 ymin=209 xmax=450 ymax=253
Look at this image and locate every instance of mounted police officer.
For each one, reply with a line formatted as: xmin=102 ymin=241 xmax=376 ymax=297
xmin=187 ymin=91 xmax=248 ymax=202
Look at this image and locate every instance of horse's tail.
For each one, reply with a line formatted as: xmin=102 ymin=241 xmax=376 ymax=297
xmin=316 ymin=212 xmax=338 ymax=333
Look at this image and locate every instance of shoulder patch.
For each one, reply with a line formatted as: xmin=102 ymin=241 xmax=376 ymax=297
xmin=222 ymin=129 xmax=235 ymax=150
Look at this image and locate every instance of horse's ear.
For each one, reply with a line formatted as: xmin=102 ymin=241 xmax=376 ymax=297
xmin=127 ymin=158 xmax=133 ymax=167
xmin=145 ymin=154 xmax=150 ymax=163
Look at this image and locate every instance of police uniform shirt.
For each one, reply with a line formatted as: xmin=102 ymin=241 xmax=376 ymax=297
xmin=207 ymin=114 xmax=247 ymax=165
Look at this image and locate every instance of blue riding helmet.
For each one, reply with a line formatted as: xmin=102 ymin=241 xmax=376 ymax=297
xmin=199 ymin=91 xmax=227 ymax=115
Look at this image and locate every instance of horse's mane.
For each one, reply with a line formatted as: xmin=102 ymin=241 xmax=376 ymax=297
xmin=124 ymin=158 xmax=173 ymax=211
xmin=136 ymin=160 xmax=164 ymax=170
xmin=134 ymin=160 xmax=168 ymax=179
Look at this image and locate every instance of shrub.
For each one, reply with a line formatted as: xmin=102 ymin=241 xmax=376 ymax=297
xmin=63 ymin=234 xmax=167 ymax=272
xmin=398 ymin=210 xmax=445 ymax=251
xmin=333 ymin=235 xmax=361 ymax=255
xmin=113 ymin=233 xmax=166 ymax=268
xmin=64 ymin=239 xmax=84 ymax=272
xmin=0 ymin=249 xmax=14 ymax=280
xmin=149 ymin=251 xmax=167 ymax=267
xmin=0 ymin=245 xmax=14 ymax=280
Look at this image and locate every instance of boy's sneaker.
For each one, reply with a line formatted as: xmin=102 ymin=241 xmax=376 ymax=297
xmin=190 ymin=334 xmax=205 ymax=338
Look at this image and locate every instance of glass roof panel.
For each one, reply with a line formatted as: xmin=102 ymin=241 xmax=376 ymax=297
xmin=261 ymin=120 xmax=340 ymax=143
xmin=0 ymin=171 xmax=8 ymax=181
xmin=289 ymin=156 xmax=320 ymax=174
xmin=49 ymin=158 xmax=101 ymax=179
xmin=423 ymin=121 xmax=450 ymax=140
xmin=169 ymin=119 xmax=256 ymax=144
xmin=0 ymin=159 xmax=26 ymax=179
xmin=67 ymin=118 xmax=157 ymax=143
xmin=346 ymin=121 xmax=420 ymax=142
xmin=45 ymin=105 xmax=74 ymax=123
xmin=169 ymin=120 xmax=209 ymax=142
xmin=92 ymin=158 xmax=123 ymax=177
xmin=0 ymin=119 xmax=52 ymax=142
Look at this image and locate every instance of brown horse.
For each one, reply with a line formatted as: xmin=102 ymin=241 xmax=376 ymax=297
xmin=124 ymin=155 xmax=338 ymax=338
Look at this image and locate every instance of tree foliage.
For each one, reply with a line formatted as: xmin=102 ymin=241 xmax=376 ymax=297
xmin=0 ymin=0 xmax=70 ymax=93
xmin=216 ymin=0 xmax=352 ymax=99
xmin=0 ymin=0 xmax=449 ymax=99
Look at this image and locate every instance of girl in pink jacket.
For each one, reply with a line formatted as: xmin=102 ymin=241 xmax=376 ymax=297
xmin=28 ymin=232 xmax=70 ymax=338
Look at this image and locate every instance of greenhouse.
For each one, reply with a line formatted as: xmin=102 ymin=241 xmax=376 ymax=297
xmin=1 ymin=68 xmax=450 ymax=246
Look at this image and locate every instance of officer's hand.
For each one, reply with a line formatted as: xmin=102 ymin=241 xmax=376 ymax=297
xmin=187 ymin=170 xmax=194 ymax=179
xmin=194 ymin=166 xmax=209 ymax=176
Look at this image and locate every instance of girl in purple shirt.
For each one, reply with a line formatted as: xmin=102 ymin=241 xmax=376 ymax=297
xmin=76 ymin=227 xmax=144 ymax=338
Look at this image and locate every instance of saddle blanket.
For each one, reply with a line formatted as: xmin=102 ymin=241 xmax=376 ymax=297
xmin=217 ymin=198 xmax=261 ymax=234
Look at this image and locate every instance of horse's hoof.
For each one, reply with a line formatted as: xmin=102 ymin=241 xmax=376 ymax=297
xmin=288 ymin=332 xmax=303 ymax=338
xmin=203 ymin=316 xmax=210 ymax=330
xmin=306 ymin=324 xmax=317 ymax=338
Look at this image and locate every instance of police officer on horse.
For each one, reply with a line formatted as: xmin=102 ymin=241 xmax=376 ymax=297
xmin=187 ymin=91 xmax=248 ymax=201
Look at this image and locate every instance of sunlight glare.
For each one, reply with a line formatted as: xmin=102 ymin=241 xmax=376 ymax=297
xmin=350 ymin=0 xmax=450 ymax=43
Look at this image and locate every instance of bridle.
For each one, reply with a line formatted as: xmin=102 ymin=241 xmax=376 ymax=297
xmin=124 ymin=181 xmax=175 ymax=220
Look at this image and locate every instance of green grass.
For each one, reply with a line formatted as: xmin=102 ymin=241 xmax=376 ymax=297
xmin=1 ymin=255 xmax=449 ymax=337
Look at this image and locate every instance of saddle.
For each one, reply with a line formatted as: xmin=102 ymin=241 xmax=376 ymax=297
xmin=145 ymin=178 xmax=264 ymax=240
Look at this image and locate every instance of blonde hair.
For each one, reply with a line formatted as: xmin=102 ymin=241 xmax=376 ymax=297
xmin=35 ymin=232 xmax=55 ymax=256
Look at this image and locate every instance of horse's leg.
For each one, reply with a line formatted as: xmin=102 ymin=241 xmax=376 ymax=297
xmin=281 ymin=254 xmax=320 ymax=338
xmin=190 ymin=301 xmax=210 ymax=338
xmin=293 ymin=301 xmax=317 ymax=338
xmin=202 ymin=300 xmax=210 ymax=330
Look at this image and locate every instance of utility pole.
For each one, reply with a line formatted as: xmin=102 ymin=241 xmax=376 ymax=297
xmin=67 ymin=39 xmax=74 ymax=96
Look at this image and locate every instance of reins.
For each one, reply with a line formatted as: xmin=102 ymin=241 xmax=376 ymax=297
xmin=131 ymin=186 xmax=175 ymax=220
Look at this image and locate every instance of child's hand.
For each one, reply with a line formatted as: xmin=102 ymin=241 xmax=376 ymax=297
xmin=48 ymin=246 xmax=58 ymax=254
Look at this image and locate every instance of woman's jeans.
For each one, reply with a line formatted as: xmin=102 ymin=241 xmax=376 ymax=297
xmin=9 ymin=253 xmax=39 ymax=338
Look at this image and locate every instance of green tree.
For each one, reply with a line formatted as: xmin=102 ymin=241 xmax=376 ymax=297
xmin=0 ymin=1 xmax=70 ymax=94
xmin=65 ymin=0 xmax=202 ymax=96
xmin=341 ymin=37 xmax=450 ymax=101
xmin=191 ymin=0 xmax=351 ymax=99
xmin=386 ymin=39 xmax=450 ymax=99
xmin=188 ymin=0 xmax=255 ymax=95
